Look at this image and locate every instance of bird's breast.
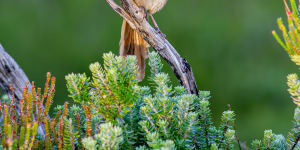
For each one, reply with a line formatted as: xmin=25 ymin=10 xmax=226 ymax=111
xmin=134 ymin=0 xmax=168 ymax=14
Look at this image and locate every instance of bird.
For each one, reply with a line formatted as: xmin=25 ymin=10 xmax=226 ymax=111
xmin=120 ymin=0 xmax=168 ymax=80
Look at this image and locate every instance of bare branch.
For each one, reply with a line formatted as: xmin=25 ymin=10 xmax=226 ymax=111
xmin=0 ymin=44 xmax=31 ymax=100
xmin=292 ymin=134 xmax=300 ymax=150
xmin=105 ymin=0 xmax=198 ymax=95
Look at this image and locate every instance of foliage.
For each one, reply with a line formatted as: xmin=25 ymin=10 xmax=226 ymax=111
xmin=0 ymin=72 xmax=55 ymax=149
xmin=82 ymin=123 xmax=123 ymax=150
xmin=65 ymin=52 xmax=240 ymax=149
xmin=272 ymin=0 xmax=300 ymax=149
xmin=66 ymin=52 xmax=138 ymax=123
xmin=0 ymin=73 xmax=102 ymax=149
xmin=0 ymin=51 xmax=241 ymax=149
xmin=1 ymin=0 xmax=300 ymax=149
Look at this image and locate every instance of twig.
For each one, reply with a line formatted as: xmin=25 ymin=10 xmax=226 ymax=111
xmin=105 ymin=0 xmax=199 ymax=95
xmin=240 ymin=142 xmax=251 ymax=150
xmin=228 ymin=104 xmax=242 ymax=150
xmin=0 ymin=43 xmax=45 ymax=137
xmin=292 ymin=134 xmax=300 ymax=150
xmin=218 ymin=122 xmax=229 ymax=149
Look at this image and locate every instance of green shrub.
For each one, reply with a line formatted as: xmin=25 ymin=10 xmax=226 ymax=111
xmin=65 ymin=51 xmax=239 ymax=149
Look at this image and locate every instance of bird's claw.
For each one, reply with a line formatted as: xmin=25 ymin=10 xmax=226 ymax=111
xmin=155 ymin=27 xmax=166 ymax=39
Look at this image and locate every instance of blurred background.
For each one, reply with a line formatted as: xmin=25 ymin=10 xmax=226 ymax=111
xmin=0 ymin=0 xmax=295 ymax=144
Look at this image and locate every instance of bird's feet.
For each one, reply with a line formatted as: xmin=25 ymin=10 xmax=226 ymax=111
xmin=155 ymin=27 xmax=166 ymax=39
xmin=150 ymin=14 xmax=166 ymax=39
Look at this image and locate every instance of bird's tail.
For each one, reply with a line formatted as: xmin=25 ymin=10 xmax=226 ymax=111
xmin=120 ymin=19 xmax=149 ymax=80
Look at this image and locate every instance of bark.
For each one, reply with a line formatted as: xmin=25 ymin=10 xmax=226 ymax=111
xmin=0 ymin=44 xmax=31 ymax=100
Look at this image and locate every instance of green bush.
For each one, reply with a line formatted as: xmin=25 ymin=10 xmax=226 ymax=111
xmin=64 ymin=51 xmax=239 ymax=149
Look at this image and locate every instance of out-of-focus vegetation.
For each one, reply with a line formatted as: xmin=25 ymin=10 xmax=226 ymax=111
xmin=0 ymin=0 xmax=293 ymax=144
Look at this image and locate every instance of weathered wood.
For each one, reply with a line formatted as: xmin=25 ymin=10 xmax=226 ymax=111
xmin=0 ymin=43 xmax=45 ymax=137
xmin=0 ymin=44 xmax=31 ymax=100
xmin=0 ymin=43 xmax=27 ymax=116
xmin=105 ymin=0 xmax=199 ymax=95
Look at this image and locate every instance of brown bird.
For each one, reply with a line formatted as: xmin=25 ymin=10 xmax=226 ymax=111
xmin=120 ymin=0 xmax=168 ymax=80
